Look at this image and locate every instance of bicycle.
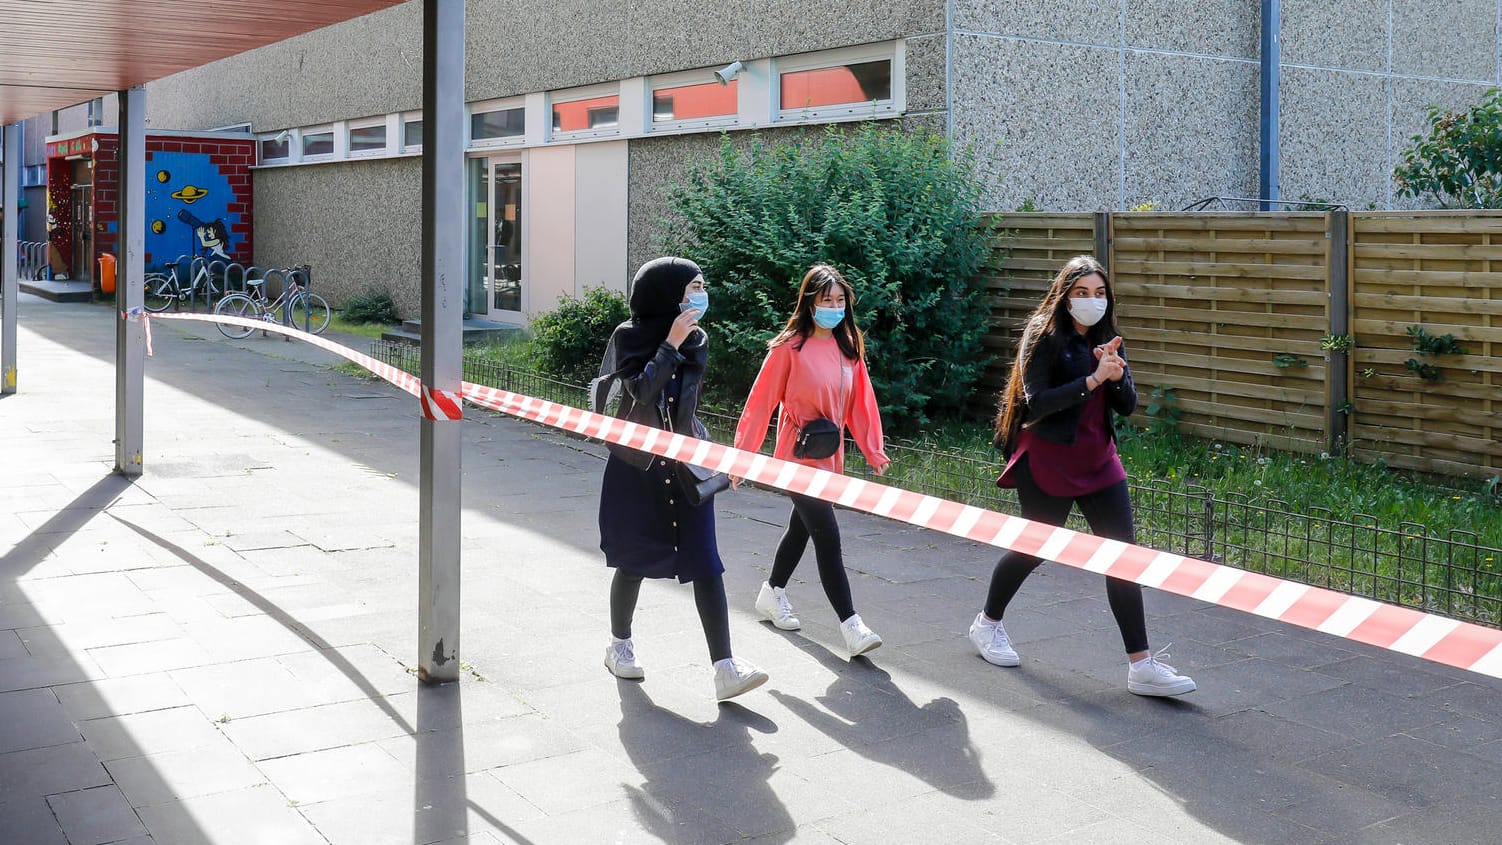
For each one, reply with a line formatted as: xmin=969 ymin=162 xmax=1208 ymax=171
xmin=213 ymin=267 xmax=331 ymax=338
xmin=143 ymin=256 xmax=223 ymax=313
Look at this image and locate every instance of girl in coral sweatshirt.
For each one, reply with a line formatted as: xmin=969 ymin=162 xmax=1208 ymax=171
xmin=733 ymin=264 xmax=891 ymax=659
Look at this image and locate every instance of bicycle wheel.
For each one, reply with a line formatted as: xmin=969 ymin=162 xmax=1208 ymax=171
xmin=143 ymin=274 xmax=177 ymax=312
xmin=288 ymin=292 xmax=331 ymax=335
xmin=213 ymin=293 xmax=263 ymax=339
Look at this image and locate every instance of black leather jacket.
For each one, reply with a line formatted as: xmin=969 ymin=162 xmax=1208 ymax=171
xmin=593 ymin=322 xmax=709 ymax=470
xmin=1018 ymin=329 xmax=1136 ymax=446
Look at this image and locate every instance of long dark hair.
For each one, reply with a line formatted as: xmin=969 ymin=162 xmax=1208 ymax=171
xmin=768 ymin=264 xmax=865 ymax=361
xmin=993 ymin=255 xmax=1118 ymax=445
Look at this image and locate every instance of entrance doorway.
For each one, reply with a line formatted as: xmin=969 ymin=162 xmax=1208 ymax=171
xmin=70 ymin=176 xmax=93 ymax=285
xmin=467 ymin=156 xmax=523 ymax=321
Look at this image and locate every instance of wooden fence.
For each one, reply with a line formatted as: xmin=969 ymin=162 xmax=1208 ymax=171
xmin=981 ymin=210 xmax=1501 ymax=479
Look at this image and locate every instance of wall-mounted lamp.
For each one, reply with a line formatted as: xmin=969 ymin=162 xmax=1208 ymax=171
xmin=713 ymin=61 xmax=744 ymax=86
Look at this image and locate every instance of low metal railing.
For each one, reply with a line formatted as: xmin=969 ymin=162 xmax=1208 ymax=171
xmin=370 ymin=341 xmax=1502 ymax=628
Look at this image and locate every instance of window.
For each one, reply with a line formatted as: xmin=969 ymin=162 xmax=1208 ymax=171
xmin=652 ymin=80 xmax=737 ymax=124
xmin=349 ymin=123 xmax=387 ymax=154
xmin=471 ymin=107 xmax=525 ymax=142
xmin=259 ymin=136 xmax=290 ymax=162
xmin=403 ymin=116 xmax=423 ymax=150
xmin=302 ymin=129 xmax=334 ymax=158
xmin=551 ymin=94 xmax=619 ymax=136
xmin=779 ymin=59 xmax=892 ymax=112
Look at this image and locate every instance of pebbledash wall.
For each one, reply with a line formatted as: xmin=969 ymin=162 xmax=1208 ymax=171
xmin=140 ymin=0 xmax=1502 ymax=320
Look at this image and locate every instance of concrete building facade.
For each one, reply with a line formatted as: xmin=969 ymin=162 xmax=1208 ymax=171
xmin=137 ymin=0 xmax=1502 ymax=320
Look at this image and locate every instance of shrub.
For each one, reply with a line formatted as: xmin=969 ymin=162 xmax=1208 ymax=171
xmin=339 ymin=287 xmax=400 ymax=324
xmin=1394 ymin=88 xmax=1502 ymax=208
xmin=531 ymin=286 xmax=630 ymax=385
xmin=661 ymin=123 xmax=995 ymax=428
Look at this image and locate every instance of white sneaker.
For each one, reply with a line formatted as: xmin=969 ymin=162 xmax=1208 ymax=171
xmin=713 ymin=657 xmax=769 ymax=701
xmin=604 ymin=637 xmax=644 ymax=680
xmin=1127 ymin=646 xmax=1196 ymax=696
xmin=755 ymin=582 xmax=801 ymax=630
xmin=840 ymin=614 xmax=882 ymax=658
xmin=968 ymin=613 xmax=1020 ymax=667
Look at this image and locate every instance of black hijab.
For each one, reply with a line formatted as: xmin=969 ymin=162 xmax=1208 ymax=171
xmin=613 ymin=256 xmax=703 ymax=372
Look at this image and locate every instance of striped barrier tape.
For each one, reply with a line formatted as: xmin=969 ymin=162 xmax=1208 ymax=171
xmin=145 ymin=310 xmax=1502 ymax=681
xmin=420 ymin=386 xmax=464 ymax=421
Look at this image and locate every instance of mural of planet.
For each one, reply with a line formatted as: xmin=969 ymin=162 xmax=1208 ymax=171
xmin=171 ymin=185 xmax=209 ymax=203
xmin=151 ymin=220 xmax=166 ymax=234
xmin=156 ymin=170 xmax=170 ymax=183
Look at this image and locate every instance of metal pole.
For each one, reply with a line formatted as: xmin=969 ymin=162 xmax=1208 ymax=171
xmin=2 ymin=123 xmax=18 ymax=394
xmin=115 ymin=87 xmax=146 ymax=475
xmin=1326 ymin=209 xmax=1350 ymax=456
xmin=1259 ymin=0 xmax=1281 ymax=210
xmin=418 ymin=0 xmax=465 ymax=684
xmin=1093 ymin=210 xmax=1111 ymax=270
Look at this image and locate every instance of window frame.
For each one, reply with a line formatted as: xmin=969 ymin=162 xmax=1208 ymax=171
xmin=257 ymin=132 xmax=292 ymax=165
xmin=547 ymin=83 xmax=623 ymax=142
xmin=772 ymin=42 xmax=903 ymax=123
xmin=299 ymin=124 xmax=337 ymax=162
xmin=346 ymin=116 xmax=390 ymax=158
xmin=646 ymin=66 xmax=742 ymax=133
xmin=400 ymin=112 xmax=424 ymax=154
xmin=468 ymin=97 xmax=527 ymax=149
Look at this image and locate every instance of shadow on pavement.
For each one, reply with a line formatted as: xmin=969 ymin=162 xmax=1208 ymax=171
xmin=616 ymin=681 xmax=789 ymax=843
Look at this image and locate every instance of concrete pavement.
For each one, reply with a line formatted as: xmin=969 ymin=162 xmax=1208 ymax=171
xmin=2 ymin=293 xmax=1500 ymax=844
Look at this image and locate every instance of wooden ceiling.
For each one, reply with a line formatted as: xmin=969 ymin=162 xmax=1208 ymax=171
xmin=0 ymin=0 xmax=408 ymax=124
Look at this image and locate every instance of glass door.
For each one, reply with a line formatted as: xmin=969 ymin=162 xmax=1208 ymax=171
xmin=467 ymin=155 xmax=524 ymax=321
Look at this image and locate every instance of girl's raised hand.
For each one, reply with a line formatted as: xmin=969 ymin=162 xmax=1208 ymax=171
xmin=666 ymin=308 xmax=699 ymax=348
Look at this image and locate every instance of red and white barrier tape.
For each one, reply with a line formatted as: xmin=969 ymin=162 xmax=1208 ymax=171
xmin=420 ymin=386 xmax=464 ymax=421
xmin=146 ymin=310 xmax=1502 ymax=681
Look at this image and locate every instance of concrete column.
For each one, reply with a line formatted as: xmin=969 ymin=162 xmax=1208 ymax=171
xmin=417 ymin=0 xmax=465 ymax=684
xmin=2 ymin=123 xmax=18 ymax=394
xmin=115 ymin=87 xmax=146 ymax=475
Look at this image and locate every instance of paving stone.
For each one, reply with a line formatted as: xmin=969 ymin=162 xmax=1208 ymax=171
xmin=0 ymin=741 xmax=112 ymax=797
xmin=106 ymin=740 xmax=268 ymax=809
xmin=257 ymin=742 xmax=412 ymax=805
xmin=80 ymin=705 xmax=225 ymax=762
xmin=0 ymin=688 xmax=81 ymax=754
xmin=46 ymin=785 xmax=148 ymax=845
xmin=1298 ymin=733 xmax=1502 ymax=809
xmin=134 ymin=784 xmax=324 ymax=845
xmin=0 ymin=794 xmax=69 ymax=845
xmin=88 ymin=638 xmax=216 ymax=678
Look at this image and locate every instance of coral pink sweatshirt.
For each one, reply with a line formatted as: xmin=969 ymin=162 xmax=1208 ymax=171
xmin=734 ymin=335 xmax=890 ymax=475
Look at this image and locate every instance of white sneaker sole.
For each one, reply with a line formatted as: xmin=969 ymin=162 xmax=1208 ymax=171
xmin=847 ymin=635 xmax=882 ymax=658
xmin=760 ymin=610 xmax=801 ymax=631
xmin=969 ymin=629 xmax=1020 ymax=667
xmin=1128 ymin=678 xmax=1196 ymax=696
xmin=603 ymin=657 xmax=644 ymax=680
xmin=716 ymin=671 xmax=768 ymax=701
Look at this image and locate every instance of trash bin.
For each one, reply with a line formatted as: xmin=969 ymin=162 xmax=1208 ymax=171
xmin=98 ymin=253 xmax=116 ymax=294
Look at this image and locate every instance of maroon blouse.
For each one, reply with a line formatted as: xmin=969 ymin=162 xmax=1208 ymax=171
xmin=997 ymin=386 xmax=1126 ymax=497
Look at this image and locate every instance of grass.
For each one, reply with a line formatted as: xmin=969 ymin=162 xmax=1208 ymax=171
xmin=324 ymin=313 xmax=393 ymax=339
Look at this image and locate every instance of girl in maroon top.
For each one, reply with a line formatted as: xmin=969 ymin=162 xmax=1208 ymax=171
xmin=971 ymin=255 xmax=1196 ymax=697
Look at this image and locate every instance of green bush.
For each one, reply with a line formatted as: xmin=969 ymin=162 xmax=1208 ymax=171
xmin=662 ymin=123 xmax=996 ymax=428
xmin=531 ymin=286 xmax=630 ymax=385
xmin=1394 ymin=87 xmax=1502 ymax=208
xmin=339 ymin=287 xmax=400 ymax=324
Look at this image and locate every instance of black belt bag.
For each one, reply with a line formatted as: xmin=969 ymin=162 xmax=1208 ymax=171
xmin=793 ymin=418 xmax=843 ymax=460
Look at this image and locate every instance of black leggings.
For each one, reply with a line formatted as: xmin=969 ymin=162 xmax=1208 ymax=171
xmin=984 ymin=457 xmax=1149 ymax=654
xmin=610 ymin=570 xmax=732 ymax=662
xmin=768 ymin=493 xmax=857 ymax=623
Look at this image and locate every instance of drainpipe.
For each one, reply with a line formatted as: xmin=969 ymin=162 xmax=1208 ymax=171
xmin=1260 ymin=0 xmax=1281 ymax=210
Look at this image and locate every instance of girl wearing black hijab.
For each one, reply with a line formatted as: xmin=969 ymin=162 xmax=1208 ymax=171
xmin=597 ymin=257 xmax=769 ymax=701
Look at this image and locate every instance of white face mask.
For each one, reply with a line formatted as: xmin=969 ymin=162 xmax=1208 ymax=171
xmin=1068 ymin=297 xmax=1108 ymax=327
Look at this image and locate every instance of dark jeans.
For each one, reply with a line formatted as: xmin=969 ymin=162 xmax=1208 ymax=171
xmin=610 ymin=570 xmax=731 ymax=662
xmin=984 ymin=457 xmax=1149 ymax=654
xmin=768 ymin=493 xmax=857 ymax=622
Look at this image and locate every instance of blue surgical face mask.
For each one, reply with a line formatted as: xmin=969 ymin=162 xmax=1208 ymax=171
xmin=813 ymin=306 xmax=845 ymax=330
xmin=680 ymin=290 xmax=709 ymax=316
